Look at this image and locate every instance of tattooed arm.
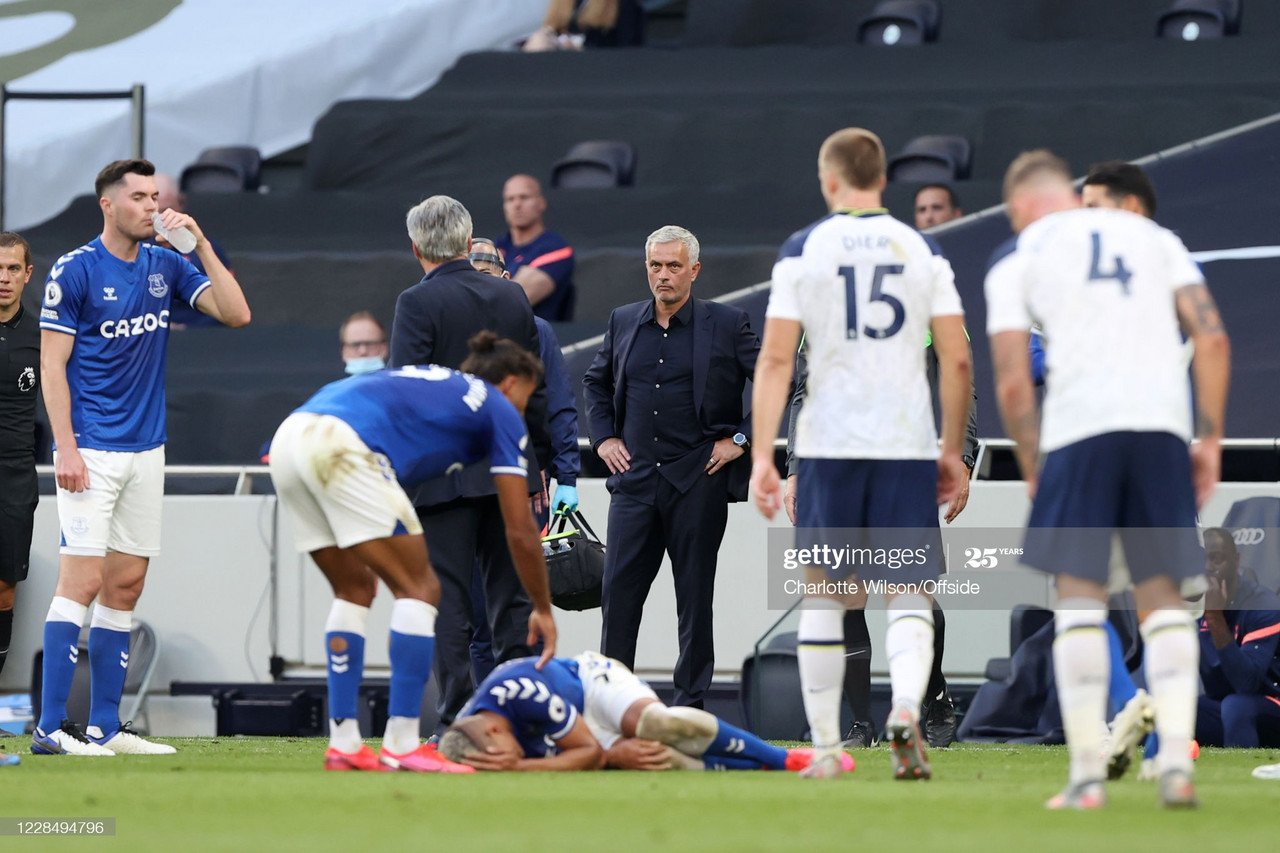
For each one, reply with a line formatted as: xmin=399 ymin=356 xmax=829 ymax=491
xmin=1175 ymin=282 xmax=1231 ymax=509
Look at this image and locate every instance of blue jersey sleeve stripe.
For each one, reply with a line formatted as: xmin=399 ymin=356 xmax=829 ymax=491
xmin=187 ymin=279 xmax=212 ymax=308
xmin=490 ymin=466 xmax=527 ymax=476
xmin=549 ymin=705 xmax=578 ymax=741
xmin=39 ymin=322 xmax=77 ymax=335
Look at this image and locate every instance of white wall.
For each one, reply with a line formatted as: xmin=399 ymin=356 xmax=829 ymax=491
xmin=4 ymin=479 xmax=1276 ymax=693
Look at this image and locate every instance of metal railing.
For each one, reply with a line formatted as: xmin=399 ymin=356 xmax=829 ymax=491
xmin=0 ymin=83 xmax=145 ymax=229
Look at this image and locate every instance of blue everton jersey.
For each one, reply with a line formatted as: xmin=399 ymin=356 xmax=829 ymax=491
xmin=39 ymin=238 xmax=210 ymax=451
xmin=296 ymin=366 xmax=530 ymax=488
xmin=459 ymin=657 xmax=586 ymax=757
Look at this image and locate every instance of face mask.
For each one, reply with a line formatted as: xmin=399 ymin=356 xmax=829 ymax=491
xmin=344 ymin=356 xmax=385 ymax=376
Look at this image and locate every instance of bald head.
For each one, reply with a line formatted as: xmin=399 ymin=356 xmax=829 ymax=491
xmin=1002 ymin=149 xmax=1078 ymax=233
xmin=502 ymin=173 xmax=547 ymax=237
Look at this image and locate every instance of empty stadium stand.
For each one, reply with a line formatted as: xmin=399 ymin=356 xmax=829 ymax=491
xmin=18 ymin=0 xmax=1280 ymax=461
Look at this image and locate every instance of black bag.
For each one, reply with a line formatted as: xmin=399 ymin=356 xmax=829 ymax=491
xmin=543 ymin=509 xmax=606 ymax=611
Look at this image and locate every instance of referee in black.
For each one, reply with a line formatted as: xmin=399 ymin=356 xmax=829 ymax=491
xmin=0 ymin=232 xmax=39 ymax=679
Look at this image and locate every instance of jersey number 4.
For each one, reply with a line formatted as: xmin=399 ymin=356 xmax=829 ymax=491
xmin=838 ymin=264 xmax=905 ymax=339
xmin=1087 ymin=231 xmax=1132 ymax=295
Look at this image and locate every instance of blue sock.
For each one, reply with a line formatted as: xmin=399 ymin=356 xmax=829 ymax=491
xmin=87 ymin=605 xmax=133 ymax=736
xmin=1144 ymin=732 xmax=1160 ymax=759
xmin=1104 ymin=621 xmax=1137 ymax=718
xmin=326 ymin=632 xmax=365 ymax=721
xmin=703 ymin=754 xmax=765 ymax=770
xmin=705 ymin=719 xmax=789 ymax=770
xmin=38 ymin=619 xmax=83 ymax=733
xmin=388 ymin=630 xmax=434 ymax=718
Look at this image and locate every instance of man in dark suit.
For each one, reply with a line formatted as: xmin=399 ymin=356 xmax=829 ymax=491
xmin=583 ymin=225 xmax=760 ymax=708
xmin=390 ymin=195 xmax=555 ymax=730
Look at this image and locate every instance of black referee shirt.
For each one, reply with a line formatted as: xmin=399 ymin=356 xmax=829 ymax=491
xmin=0 ymin=304 xmax=40 ymax=461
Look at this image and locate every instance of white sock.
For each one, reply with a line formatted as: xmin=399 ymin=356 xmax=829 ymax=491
xmin=389 ymin=598 xmax=437 ymax=636
xmin=89 ymin=604 xmax=132 ymax=632
xmin=383 ymin=716 xmax=420 ymax=756
xmin=1141 ymin=607 xmax=1199 ymax=776
xmin=47 ymin=595 xmax=88 ymax=626
xmin=797 ymin=601 xmax=845 ymax=754
xmin=885 ymin=594 xmax=934 ymax=720
xmin=325 ymin=599 xmax=370 ymax=635
xmin=1054 ymin=599 xmax=1109 ymax=785
xmin=329 ymin=717 xmax=362 ymax=753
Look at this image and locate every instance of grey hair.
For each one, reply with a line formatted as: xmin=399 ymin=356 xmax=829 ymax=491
xmin=438 ymin=727 xmax=480 ymax=763
xmin=645 ymin=225 xmax=699 ymax=265
xmin=406 ymin=195 xmax=472 ymax=262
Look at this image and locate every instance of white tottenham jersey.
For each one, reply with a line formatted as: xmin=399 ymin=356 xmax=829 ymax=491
xmin=768 ymin=210 xmax=964 ymax=460
xmin=985 ymin=207 xmax=1203 ymax=452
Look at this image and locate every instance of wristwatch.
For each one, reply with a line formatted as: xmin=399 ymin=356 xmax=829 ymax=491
xmin=732 ymin=432 xmax=750 ymax=449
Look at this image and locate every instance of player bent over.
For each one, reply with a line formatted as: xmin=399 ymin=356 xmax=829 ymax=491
xmin=440 ymin=650 xmax=853 ymax=772
xmin=269 ymin=332 xmax=557 ymax=772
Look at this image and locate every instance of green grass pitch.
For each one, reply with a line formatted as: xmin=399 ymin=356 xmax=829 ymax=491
xmin=2 ymin=738 xmax=1277 ymax=852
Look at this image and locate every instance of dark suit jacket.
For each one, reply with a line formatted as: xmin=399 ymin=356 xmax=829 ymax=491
xmin=582 ymin=297 xmax=760 ymax=502
xmin=390 ymin=258 xmax=550 ymax=506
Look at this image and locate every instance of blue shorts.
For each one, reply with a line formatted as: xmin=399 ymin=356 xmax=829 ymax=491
xmin=795 ymin=458 xmax=942 ymax=583
xmin=1024 ymin=431 xmax=1200 ymax=585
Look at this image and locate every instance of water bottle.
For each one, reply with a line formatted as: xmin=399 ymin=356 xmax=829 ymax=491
xmin=152 ymin=212 xmax=198 ymax=254
xmin=542 ymin=542 xmax=554 ymax=557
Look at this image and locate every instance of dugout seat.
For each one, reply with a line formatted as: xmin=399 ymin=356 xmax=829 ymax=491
xmin=180 ymin=145 xmax=263 ymax=193
xmin=982 ymin=604 xmax=1052 ymax=681
xmin=740 ymin=631 xmax=813 ymax=740
xmin=888 ymin=134 xmax=972 ymax=182
xmin=31 ymin=619 xmax=162 ymax=734
xmin=1157 ymin=0 xmax=1241 ymax=41
xmin=857 ymin=0 xmax=939 ymax=46
xmin=1222 ymin=496 xmax=1280 ymax=594
xmin=550 ymin=140 xmax=637 ymax=189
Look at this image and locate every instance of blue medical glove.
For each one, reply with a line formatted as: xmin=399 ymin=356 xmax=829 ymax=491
xmin=552 ymin=484 xmax=579 ymax=513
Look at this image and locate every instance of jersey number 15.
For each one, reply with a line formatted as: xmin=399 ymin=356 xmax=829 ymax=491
xmin=839 ymin=264 xmax=905 ymax=340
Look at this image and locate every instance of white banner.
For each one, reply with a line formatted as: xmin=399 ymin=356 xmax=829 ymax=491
xmin=0 ymin=0 xmax=543 ymax=229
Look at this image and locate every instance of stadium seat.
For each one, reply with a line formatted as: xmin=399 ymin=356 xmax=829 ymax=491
xmin=30 ymin=619 xmax=162 ymax=734
xmin=1222 ymin=496 xmax=1280 ymax=594
xmin=180 ymin=145 xmax=263 ymax=193
xmin=887 ymin=134 xmax=972 ymax=182
xmin=739 ymin=631 xmax=812 ymax=740
xmin=550 ymin=140 xmax=637 ymax=189
xmin=1157 ymin=0 xmax=1241 ymax=40
xmin=857 ymin=0 xmax=940 ymax=46
xmin=982 ymin=603 xmax=1052 ymax=681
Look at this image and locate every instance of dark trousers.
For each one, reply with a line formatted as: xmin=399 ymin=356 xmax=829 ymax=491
xmin=1196 ymin=693 xmax=1280 ymax=748
xmin=418 ymin=495 xmax=533 ymax=729
xmin=601 ymin=473 xmax=729 ymax=707
xmin=468 ymin=567 xmax=497 ymax=687
xmin=842 ymin=600 xmax=948 ymax=721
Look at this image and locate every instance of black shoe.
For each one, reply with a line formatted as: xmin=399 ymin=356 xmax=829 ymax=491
xmin=844 ymin=720 xmax=878 ymax=748
xmin=922 ymin=691 xmax=958 ymax=748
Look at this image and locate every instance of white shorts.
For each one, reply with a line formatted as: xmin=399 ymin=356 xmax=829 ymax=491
xmin=269 ymin=412 xmax=423 ymax=552
xmin=56 ymin=446 xmax=165 ymax=558
xmin=575 ymin=651 xmax=659 ymax=749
